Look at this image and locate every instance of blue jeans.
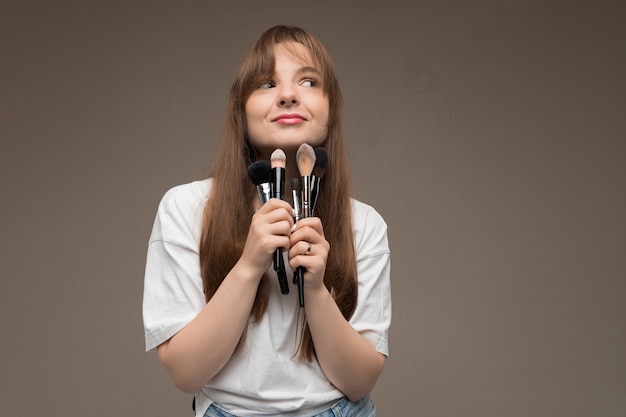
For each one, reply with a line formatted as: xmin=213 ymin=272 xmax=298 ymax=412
xmin=203 ymin=396 xmax=376 ymax=417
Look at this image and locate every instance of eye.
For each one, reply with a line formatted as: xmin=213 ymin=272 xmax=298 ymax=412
xmin=300 ymin=78 xmax=318 ymax=87
xmin=257 ymin=80 xmax=275 ymax=89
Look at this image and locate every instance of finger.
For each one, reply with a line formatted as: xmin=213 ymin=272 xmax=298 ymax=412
xmin=288 ymin=240 xmax=312 ymax=259
xmin=288 ymin=238 xmax=329 ymax=265
xmin=253 ymin=207 xmax=294 ymax=230
xmin=265 ymin=220 xmax=294 ymax=238
xmin=292 ymin=216 xmax=325 ymax=236
xmin=290 ymin=225 xmax=326 ymax=248
xmin=259 ymin=198 xmax=296 ymax=216
xmin=288 ymin=246 xmax=327 ymax=280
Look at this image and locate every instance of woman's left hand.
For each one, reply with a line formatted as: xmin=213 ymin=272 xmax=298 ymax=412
xmin=288 ymin=217 xmax=330 ymax=290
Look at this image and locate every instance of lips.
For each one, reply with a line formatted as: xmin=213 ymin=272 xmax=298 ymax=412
xmin=273 ymin=114 xmax=306 ymax=124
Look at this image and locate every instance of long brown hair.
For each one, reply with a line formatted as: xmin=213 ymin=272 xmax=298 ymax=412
xmin=199 ymin=25 xmax=357 ymax=360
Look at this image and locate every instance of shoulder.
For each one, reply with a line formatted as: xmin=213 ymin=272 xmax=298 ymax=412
xmin=150 ymin=179 xmax=213 ymax=244
xmin=159 ymin=178 xmax=212 ymax=210
xmin=351 ymin=198 xmax=386 ymax=225
xmin=350 ymin=198 xmax=389 ymax=260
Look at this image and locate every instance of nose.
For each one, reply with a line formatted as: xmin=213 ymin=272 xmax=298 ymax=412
xmin=278 ymin=86 xmax=299 ymax=107
xmin=279 ymin=96 xmax=298 ymax=106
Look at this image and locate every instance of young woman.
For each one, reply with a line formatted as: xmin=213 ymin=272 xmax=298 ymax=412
xmin=143 ymin=25 xmax=391 ymax=417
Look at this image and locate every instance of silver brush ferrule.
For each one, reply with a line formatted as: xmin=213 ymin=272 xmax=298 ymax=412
xmin=256 ymin=183 xmax=271 ymax=205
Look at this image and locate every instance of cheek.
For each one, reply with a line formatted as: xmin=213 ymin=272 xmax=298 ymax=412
xmin=314 ymin=97 xmax=330 ymax=126
xmin=318 ymin=105 xmax=330 ymax=131
xmin=244 ymin=100 xmax=262 ymax=136
xmin=244 ymin=98 xmax=256 ymax=122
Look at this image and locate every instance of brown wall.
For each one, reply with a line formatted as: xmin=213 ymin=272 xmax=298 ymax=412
xmin=2 ymin=1 xmax=625 ymax=416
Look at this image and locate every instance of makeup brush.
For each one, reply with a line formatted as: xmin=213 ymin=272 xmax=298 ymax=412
xmin=270 ymin=149 xmax=289 ymax=295
xmin=270 ymin=149 xmax=286 ymax=199
xmin=295 ymin=144 xmax=316 ymax=307
xmin=292 ymin=177 xmax=301 ymax=223
xmin=296 ymin=144 xmax=316 ymax=218
xmin=310 ymin=147 xmax=328 ymax=215
xmin=247 ymin=160 xmax=272 ymax=205
xmin=292 ymin=177 xmax=302 ymax=285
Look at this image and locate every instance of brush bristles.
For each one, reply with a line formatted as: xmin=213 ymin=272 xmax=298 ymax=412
xmin=270 ymin=149 xmax=286 ymax=169
xmin=296 ymin=144 xmax=316 ymax=177
xmin=247 ymin=160 xmax=272 ymax=185
xmin=313 ymin=147 xmax=328 ymax=178
xmin=292 ymin=177 xmax=300 ymax=191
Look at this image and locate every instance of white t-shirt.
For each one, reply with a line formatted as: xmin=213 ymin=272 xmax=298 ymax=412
xmin=143 ymin=179 xmax=391 ymax=417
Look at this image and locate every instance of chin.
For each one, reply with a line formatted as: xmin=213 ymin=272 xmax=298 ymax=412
xmin=255 ymin=139 xmax=324 ymax=157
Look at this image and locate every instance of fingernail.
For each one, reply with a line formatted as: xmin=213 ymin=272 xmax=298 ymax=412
xmin=290 ymin=224 xmax=297 ymax=233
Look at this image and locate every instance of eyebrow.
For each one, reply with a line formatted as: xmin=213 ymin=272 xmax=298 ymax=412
xmin=297 ymin=66 xmax=321 ymax=76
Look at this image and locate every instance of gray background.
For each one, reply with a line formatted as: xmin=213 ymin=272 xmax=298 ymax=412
xmin=2 ymin=1 xmax=625 ymax=416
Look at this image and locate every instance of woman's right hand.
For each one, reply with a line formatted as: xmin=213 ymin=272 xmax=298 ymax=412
xmin=239 ymin=198 xmax=295 ymax=278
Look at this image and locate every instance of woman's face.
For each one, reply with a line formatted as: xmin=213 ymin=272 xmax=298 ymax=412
xmin=245 ymin=42 xmax=329 ymax=158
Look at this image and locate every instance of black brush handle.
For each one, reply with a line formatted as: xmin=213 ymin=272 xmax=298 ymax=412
xmin=297 ymin=268 xmax=305 ymax=307
xmin=293 ymin=266 xmax=305 ymax=307
xmin=271 ymin=166 xmax=289 ymax=294
xmin=276 ymin=254 xmax=289 ymax=295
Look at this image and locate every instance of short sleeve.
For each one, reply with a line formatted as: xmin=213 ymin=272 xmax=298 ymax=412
xmin=348 ymin=200 xmax=392 ymax=357
xmin=142 ymin=180 xmax=210 ymax=352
